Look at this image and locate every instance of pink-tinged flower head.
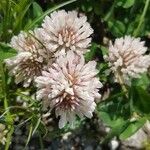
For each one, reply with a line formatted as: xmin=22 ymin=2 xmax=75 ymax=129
xmin=35 ymin=51 xmax=102 ymax=128
xmin=38 ymin=10 xmax=93 ymax=56
xmin=5 ymin=30 xmax=49 ymax=87
xmin=108 ymin=36 xmax=150 ymax=81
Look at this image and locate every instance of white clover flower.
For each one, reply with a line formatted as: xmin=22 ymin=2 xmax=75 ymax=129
xmin=37 ymin=10 xmax=93 ymax=57
xmin=5 ymin=30 xmax=50 ymax=87
xmin=35 ymin=51 xmax=102 ymax=128
xmin=108 ymin=35 xmax=150 ymax=82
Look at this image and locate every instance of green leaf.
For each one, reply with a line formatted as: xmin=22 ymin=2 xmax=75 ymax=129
xmin=123 ymin=0 xmax=135 ymax=8
xmin=132 ymin=73 xmax=150 ymax=90
xmin=119 ymin=118 xmax=146 ymax=140
xmin=97 ymin=97 xmax=130 ymax=128
xmin=117 ymin=0 xmax=135 ymax=8
xmin=102 ymin=119 xmax=130 ymax=144
xmin=25 ymin=124 xmax=33 ymax=147
xmin=108 ymin=20 xmax=126 ymax=37
xmin=130 ymin=86 xmax=150 ymax=114
xmin=0 ymin=43 xmax=17 ymax=61
xmin=32 ymin=117 xmax=41 ymax=136
xmin=38 ymin=121 xmax=48 ymax=136
xmin=99 ymin=111 xmax=126 ymax=128
xmin=32 ymin=2 xmax=43 ymax=18
xmin=126 ymin=21 xmax=135 ymax=35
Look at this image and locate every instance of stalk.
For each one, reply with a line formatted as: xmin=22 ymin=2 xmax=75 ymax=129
xmin=133 ymin=0 xmax=150 ymax=36
xmin=115 ymin=70 xmax=128 ymax=98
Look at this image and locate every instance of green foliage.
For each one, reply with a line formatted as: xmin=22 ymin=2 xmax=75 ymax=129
xmin=130 ymin=86 xmax=150 ymax=114
xmin=0 ymin=0 xmax=76 ymax=42
xmin=132 ymin=74 xmax=150 ymax=91
xmin=0 ymin=0 xmax=32 ymax=41
xmin=108 ymin=20 xmax=126 ymax=37
xmin=97 ymin=70 xmax=150 ymax=142
xmin=32 ymin=2 xmax=43 ymax=18
xmin=0 ymin=43 xmax=16 ymax=60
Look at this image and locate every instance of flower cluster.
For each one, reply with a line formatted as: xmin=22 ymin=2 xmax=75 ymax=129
xmin=35 ymin=51 xmax=102 ymax=128
xmin=5 ymin=10 xmax=150 ymax=128
xmin=6 ymin=10 xmax=102 ymax=128
xmin=107 ymin=36 xmax=150 ymax=83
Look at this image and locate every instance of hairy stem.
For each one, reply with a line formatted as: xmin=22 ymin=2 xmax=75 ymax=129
xmin=115 ymin=70 xmax=128 ymax=98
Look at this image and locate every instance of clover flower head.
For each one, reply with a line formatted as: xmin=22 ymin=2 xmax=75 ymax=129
xmin=35 ymin=51 xmax=102 ymax=128
xmin=38 ymin=10 xmax=93 ymax=57
xmin=5 ymin=30 xmax=48 ymax=87
xmin=108 ymin=35 xmax=150 ymax=82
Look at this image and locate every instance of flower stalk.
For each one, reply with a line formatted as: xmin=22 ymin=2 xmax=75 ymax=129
xmin=115 ymin=70 xmax=128 ymax=98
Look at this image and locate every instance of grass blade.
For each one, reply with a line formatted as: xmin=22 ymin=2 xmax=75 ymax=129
xmin=25 ymin=124 xmax=33 ymax=148
xmin=32 ymin=117 xmax=41 ymax=136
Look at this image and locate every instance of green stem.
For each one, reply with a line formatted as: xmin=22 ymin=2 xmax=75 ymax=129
xmin=133 ymin=0 xmax=150 ymax=36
